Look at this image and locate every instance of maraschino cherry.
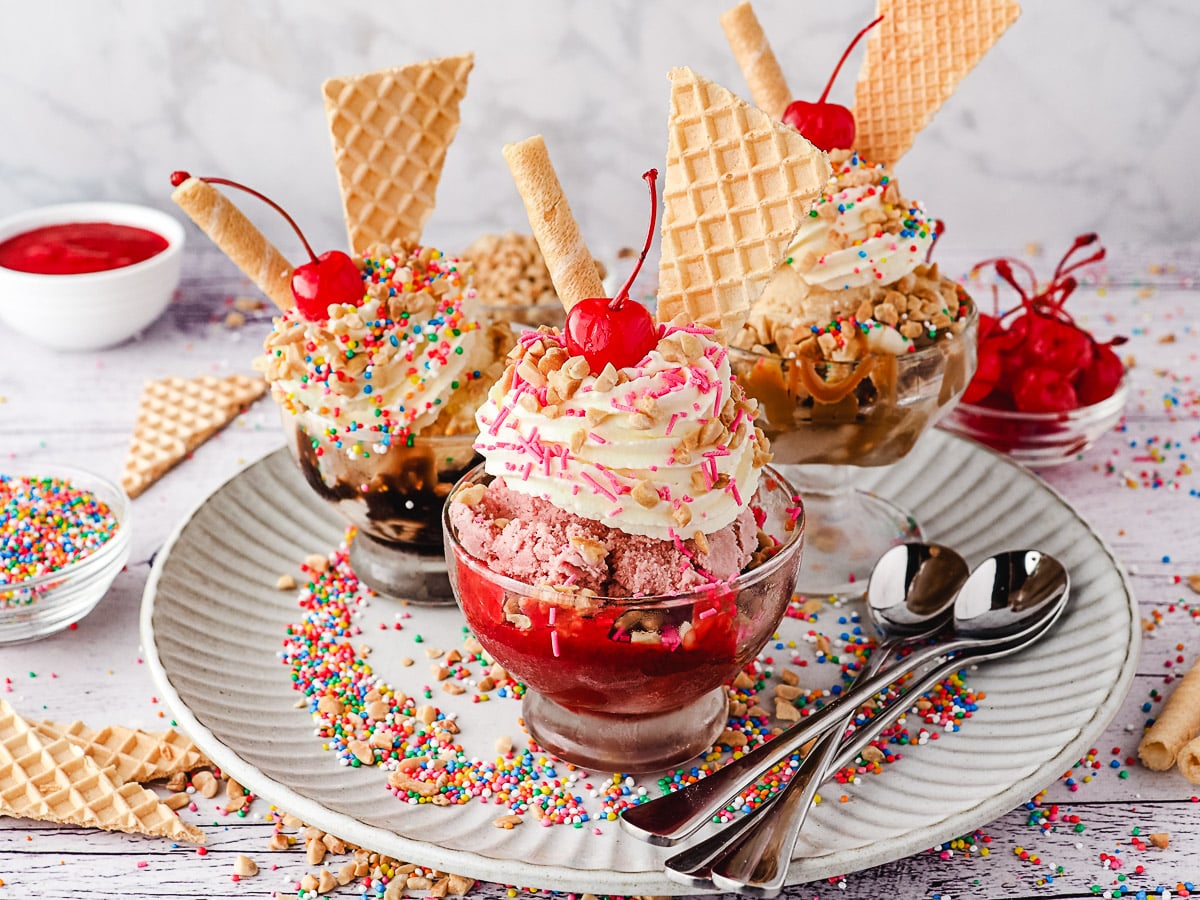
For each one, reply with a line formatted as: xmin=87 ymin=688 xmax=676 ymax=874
xmin=781 ymin=15 xmax=884 ymax=152
xmin=965 ymin=234 xmax=1123 ymax=414
xmin=169 ymin=171 xmax=363 ymax=321
xmin=564 ymin=169 xmax=661 ymax=374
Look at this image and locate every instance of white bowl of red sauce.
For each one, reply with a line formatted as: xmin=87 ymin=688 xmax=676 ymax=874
xmin=0 ymin=202 xmax=185 ymax=350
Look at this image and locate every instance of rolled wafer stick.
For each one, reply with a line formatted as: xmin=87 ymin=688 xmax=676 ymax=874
xmin=1177 ymin=735 xmax=1200 ymax=783
xmin=170 ymin=176 xmax=294 ymax=311
xmin=1138 ymin=658 xmax=1200 ymax=770
xmin=501 ymin=135 xmax=605 ymax=312
xmin=720 ymin=1 xmax=792 ymax=120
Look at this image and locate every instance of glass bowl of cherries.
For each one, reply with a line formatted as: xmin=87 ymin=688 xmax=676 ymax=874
xmin=940 ymin=234 xmax=1128 ymax=467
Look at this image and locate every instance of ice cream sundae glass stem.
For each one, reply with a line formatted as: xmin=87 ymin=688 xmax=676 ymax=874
xmin=610 ymin=168 xmax=659 ymax=310
xmin=816 ymin=14 xmax=884 ymax=105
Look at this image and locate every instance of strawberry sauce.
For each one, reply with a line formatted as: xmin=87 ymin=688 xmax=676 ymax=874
xmin=0 ymin=222 xmax=168 ymax=275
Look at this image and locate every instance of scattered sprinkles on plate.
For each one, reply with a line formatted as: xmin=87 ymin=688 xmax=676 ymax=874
xmin=1 ymin=473 xmax=119 ymax=589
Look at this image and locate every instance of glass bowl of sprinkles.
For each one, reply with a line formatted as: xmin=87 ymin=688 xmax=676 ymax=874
xmin=443 ymin=464 xmax=804 ymax=773
xmin=1 ymin=464 xmax=131 ymax=643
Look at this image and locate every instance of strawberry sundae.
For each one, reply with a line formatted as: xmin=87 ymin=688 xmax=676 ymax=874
xmin=443 ymin=68 xmax=823 ymax=770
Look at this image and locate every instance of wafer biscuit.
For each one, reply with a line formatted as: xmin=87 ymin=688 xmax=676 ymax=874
xmin=34 ymin=721 xmax=211 ymax=785
xmin=854 ymin=0 xmax=1021 ymax=166
xmin=121 ymin=374 xmax=267 ymax=499
xmin=171 ymin=176 xmax=295 ymax=310
xmin=323 ymin=54 xmax=474 ymax=254
xmin=0 ymin=701 xmax=205 ymax=843
xmin=720 ymin=1 xmax=792 ymax=120
xmin=502 ymin=135 xmax=606 ymax=311
xmin=656 ymin=68 xmax=830 ymax=342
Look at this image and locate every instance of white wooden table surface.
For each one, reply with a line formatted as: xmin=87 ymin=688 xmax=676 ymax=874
xmin=3 ymin=240 xmax=1200 ymax=899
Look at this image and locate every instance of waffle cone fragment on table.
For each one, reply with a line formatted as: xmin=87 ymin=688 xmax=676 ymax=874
xmin=854 ymin=0 xmax=1021 ymax=167
xmin=655 ymin=67 xmax=831 ymax=343
xmin=0 ymin=700 xmax=205 ymax=843
xmin=121 ymin=374 xmax=267 ymax=499
xmin=34 ymin=720 xmax=210 ymax=785
xmin=323 ymin=54 xmax=474 ymax=254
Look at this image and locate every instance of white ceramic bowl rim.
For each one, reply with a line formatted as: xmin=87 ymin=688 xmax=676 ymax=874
xmin=443 ymin=462 xmax=805 ymax=608
xmin=0 ymin=201 xmax=185 ymax=282
xmin=1 ymin=463 xmax=132 ymax=592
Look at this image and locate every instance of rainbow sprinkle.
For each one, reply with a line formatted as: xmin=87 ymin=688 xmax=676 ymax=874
xmin=1 ymin=474 xmax=119 ymax=590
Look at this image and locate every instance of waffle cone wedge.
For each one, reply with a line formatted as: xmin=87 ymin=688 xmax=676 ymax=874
xmin=720 ymin=1 xmax=792 ymax=120
xmin=0 ymin=701 xmax=204 ymax=843
xmin=121 ymin=374 xmax=267 ymax=499
xmin=34 ymin=721 xmax=211 ymax=785
xmin=170 ymin=175 xmax=295 ymax=311
xmin=323 ymin=54 xmax=474 ymax=254
xmin=656 ymin=68 xmax=830 ymax=342
xmin=854 ymin=0 xmax=1021 ymax=166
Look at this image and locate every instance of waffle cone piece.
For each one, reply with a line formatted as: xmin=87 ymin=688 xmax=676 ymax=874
xmin=854 ymin=0 xmax=1021 ymax=166
xmin=0 ymin=701 xmax=204 ymax=843
xmin=121 ymin=374 xmax=267 ymax=499
xmin=34 ymin=721 xmax=210 ymax=785
xmin=170 ymin=176 xmax=294 ymax=311
xmin=720 ymin=1 xmax=792 ymax=120
xmin=502 ymin=135 xmax=606 ymax=311
xmin=656 ymin=68 xmax=831 ymax=342
xmin=323 ymin=54 xmax=474 ymax=254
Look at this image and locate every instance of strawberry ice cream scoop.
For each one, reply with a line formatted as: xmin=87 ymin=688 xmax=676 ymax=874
xmin=448 ymin=478 xmax=760 ymax=597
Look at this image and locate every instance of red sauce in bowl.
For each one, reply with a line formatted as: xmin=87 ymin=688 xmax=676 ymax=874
xmin=0 ymin=222 xmax=169 ymax=275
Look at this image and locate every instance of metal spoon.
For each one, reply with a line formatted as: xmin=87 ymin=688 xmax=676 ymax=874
xmin=621 ymin=543 xmax=968 ymax=848
xmin=654 ymin=542 xmax=969 ymax=887
xmin=705 ymin=550 xmax=1069 ymax=896
xmin=621 ymin=549 xmax=1067 ymax=853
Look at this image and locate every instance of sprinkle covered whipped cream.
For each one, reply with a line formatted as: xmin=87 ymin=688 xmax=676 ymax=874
xmin=473 ymin=325 xmax=772 ymax=541
xmin=258 ymin=245 xmax=494 ymax=454
xmin=787 ymin=151 xmax=936 ymax=292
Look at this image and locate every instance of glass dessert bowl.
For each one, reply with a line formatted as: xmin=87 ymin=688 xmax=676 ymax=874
xmin=730 ymin=296 xmax=978 ymax=596
xmin=443 ymin=464 xmax=805 ymax=773
xmin=284 ymin=410 xmax=478 ymax=603
xmin=941 ymin=376 xmax=1128 ymax=468
xmin=1 ymin=464 xmax=131 ymax=643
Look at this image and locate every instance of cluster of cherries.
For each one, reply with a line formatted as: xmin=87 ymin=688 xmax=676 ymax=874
xmin=963 ymin=234 xmax=1125 ymax=413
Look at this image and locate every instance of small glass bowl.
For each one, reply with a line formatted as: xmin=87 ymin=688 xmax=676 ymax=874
xmin=728 ymin=301 xmax=979 ymax=468
xmin=443 ymin=465 xmax=804 ymax=773
xmin=1 ymin=464 xmax=131 ymax=644
xmin=939 ymin=378 xmax=1129 ymax=467
xmin=283 ymin=410 xmax=478 ymax=603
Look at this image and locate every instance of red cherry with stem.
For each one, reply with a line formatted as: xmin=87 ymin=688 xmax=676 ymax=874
xmin=1013 ymin=366 xmax=1078 ymax=413
xmin=962 ymin=340 xmax=1002 ymax=405
xmin=781 ymin=15 xmax=884 ymax=151
xmin=1075 ymin=339 xmax=1125 ymax=406
xmin=1025 ymin=313 xmax=1094 ymax=378
xmin=565 ymin=169 xmax=661 ymax=374
xmin=169 ymin=170 xmax=363 ymax=321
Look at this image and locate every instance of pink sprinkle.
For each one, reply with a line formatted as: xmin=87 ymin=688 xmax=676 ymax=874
xmin=666 ymin=412 xmax=684 ymax=435
xmin=698 ymin=608 xmax=717 ymax=620
xmin=551 ymin=632 xmax=560 ymax=657
xmin=548 ymin=607 xmax=557 ymax=625
xmin=580 ymin=471 xmax=617 ymax=501
xmin=588 ymin=432 xmax=609 ymax=445
xmin=729 ymin=482 xmax=743 ymax=506
xmin=488 ymin=403 xmax=511 ymax=436
xmin=520 ymin=462 xmax=533 ymax=482
xmin=137 ymin=861 xmax=148 ymax=869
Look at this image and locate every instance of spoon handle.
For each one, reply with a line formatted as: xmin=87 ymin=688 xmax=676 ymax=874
xmin=620 ymin=637 xmax=951 ymax=845
xmin=678 ymin=639 xmax=902 ymax=895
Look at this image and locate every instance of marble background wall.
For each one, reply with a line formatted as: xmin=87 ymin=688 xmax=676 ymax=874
xmin=1 ymin=0 xmax=1196 ymax=265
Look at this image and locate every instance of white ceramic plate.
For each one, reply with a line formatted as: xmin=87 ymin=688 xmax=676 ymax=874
xmin=141 ymin=430 xmax=1138 ymax=894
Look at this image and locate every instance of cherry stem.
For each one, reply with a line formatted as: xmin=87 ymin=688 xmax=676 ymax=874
xmin=817 ymin=14 xmax=884 ymax=105
xmin=1052 ymin=232 xmax=1099 ymax=283
xmin=610 ymin=168 xmax=659 ymax=310
xmin=179 ymin=173 xmax=319 ymax=265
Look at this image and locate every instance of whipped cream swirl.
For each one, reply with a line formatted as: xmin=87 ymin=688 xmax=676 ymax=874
xmin=788 ymin=152 xmax=937 ymax=292
xmin=474 ymin=325 xmax=771 ymax=541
